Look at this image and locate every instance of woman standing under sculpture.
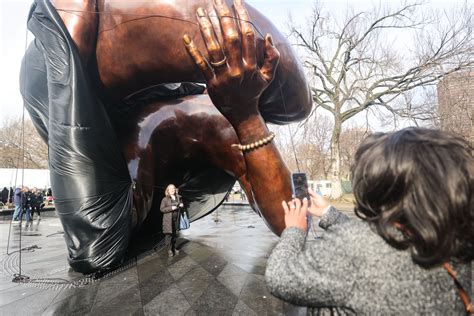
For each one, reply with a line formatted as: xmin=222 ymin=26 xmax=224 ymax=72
xmin=160 ymin=184 xmax=184 ymax=257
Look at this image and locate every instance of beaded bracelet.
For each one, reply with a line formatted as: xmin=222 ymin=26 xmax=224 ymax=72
xmin=232 ymin=132 xmax=275 ymax=152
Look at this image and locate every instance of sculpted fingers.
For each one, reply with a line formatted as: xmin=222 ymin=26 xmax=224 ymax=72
xmin=234 ymin=0 xmax=256 ymax=69
xmin=260 ymin=34 xmax=280 ymax=83
xmin=214 ymin=0 xmax=242 ymax=70
xmin=196 ymin=7 xmax=227 ymax=74
xmin=207 ymin=6 xmax=224 ymax=44
xmin=183 ymin=34 xmax=214 ymax=82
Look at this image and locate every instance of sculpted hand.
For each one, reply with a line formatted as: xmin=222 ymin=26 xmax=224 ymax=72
xmin=183 ymin=0 xmax=280 ymax=125
xmin=307 ymin=187 xmax=329 ymax=217
xmin=172 ymin=206 xmax=177 ymax=211
xmin=179 ymin=203 xmax=184 ymax=208
xmin=282 ymin=198 xmax=308 ymax=231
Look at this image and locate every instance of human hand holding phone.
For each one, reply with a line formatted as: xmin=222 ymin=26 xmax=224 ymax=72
xmin=307 ymin=187 xmax=329 ymax=217
xmin=282 ymin=198 xmax=309 ymax=231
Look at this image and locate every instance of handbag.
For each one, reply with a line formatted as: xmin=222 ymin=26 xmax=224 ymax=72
xmin=179 ymin=211 xmax=190 ymax=230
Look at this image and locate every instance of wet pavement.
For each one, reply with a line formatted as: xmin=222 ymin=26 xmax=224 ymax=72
xmin=1 ymin=206 xmax=472 ymax=315
xmin=0 ymin=206 xmax=307 ymax=315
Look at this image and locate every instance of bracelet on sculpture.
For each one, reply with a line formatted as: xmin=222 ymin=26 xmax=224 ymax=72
xmin=232 ymin=132 xmax=275 ymax=152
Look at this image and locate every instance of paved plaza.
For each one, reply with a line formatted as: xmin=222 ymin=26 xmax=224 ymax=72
xmin=0 ymin=206 xmax=306 ymax=315
xmin=1 ymin=205 xmax=472 ymax=315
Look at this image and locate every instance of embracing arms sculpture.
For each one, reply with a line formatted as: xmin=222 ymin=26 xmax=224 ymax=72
xmin=22 ymin=0 xmax=311 ymax=272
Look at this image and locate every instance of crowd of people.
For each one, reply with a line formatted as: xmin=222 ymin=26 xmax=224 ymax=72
xmin=7 ymin=186 xmax=50 ymax=227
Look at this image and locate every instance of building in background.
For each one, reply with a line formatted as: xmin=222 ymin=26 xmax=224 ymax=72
xmin=437 ymin=70 xmax=473 ymax=143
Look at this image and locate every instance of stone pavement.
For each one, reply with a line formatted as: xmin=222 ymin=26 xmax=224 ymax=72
xmin=0 ymin=206 xmax=306 ymax=315
xmin=1 ymin=206 xmax=471 ymax=315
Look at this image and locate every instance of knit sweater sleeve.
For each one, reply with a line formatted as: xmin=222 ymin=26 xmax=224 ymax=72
xmin=318 ymin=206 xmax=350 ymax=230
xmin=265 ymin=223 xmax=358 ymax=308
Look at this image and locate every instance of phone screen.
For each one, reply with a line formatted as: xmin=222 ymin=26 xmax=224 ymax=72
xmin=291 ymin=173 xmax=310 ymax=201
xmin=291 ymin=173 xmax=312 ymax=234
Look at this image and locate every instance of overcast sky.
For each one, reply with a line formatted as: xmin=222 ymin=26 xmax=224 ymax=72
xmin=0 ymin=0 xmax=464 ymax=127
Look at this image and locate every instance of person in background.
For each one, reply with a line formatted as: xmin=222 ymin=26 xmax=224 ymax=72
xmin=30 ymin=187 xmax=43 ymax=221
xmin=1 ymin=187 xmax=8 ymax=205
xmin=160 ymin=184 xmax=184 ymax=257
xmin=23 ymin=187 xmax=32 ymax=227
xmin=265 ymin=128 xmax=473 ymax=314
xmin=9 ymin=187 xmax=14 ymax=204
xmin=12 ymin=186 xmax=23 ymax=222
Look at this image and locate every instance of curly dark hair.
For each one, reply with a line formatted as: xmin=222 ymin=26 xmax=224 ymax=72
xmin=352 ymin=128 xmax=473 ymax=268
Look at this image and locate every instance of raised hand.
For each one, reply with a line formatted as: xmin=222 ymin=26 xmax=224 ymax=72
xmin=183 ymin=0 xmax=280 ymax=126
xmin=307 ymin=187 xmax=329 ymax=217
xmin=282 ymin=198 xmax=308 ymax=231
xmin=183 ymin=0 xmax=291 ymax=236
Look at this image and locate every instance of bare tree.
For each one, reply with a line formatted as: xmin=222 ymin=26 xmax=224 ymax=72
xmin=271 ymin=113 xmax=332 ymax=180
xmin=0 ymin=117 xmax=48 ymax=169
xmin=298 ymin=113 xmax=332 ymax=179
xmin=339 ymin=125 xmax=371 ymax=180
xmin=271 ymin=125 xmax=297 ymax=173
xmin=289 ymin=1 xmax=473 ymax=197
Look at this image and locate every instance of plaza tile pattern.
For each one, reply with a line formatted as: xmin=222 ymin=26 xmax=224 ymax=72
xmin=0 ymin=206 xmax=307 ymax=315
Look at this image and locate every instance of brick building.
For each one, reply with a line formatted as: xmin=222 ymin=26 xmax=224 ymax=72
xmin=437 ymin=70 xmax=473 ymax=142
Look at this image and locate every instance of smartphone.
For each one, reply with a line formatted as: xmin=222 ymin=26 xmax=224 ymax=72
xmin=291 ymin=172 xmax=312 ymax=233
xmin=291 ymin=172 xmax=310 ymax=201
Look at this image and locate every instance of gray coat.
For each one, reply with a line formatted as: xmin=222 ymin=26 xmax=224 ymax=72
xmin=160 ymin=195 xmax=181 ymax=234
xmin=265 ymin=207 xmax=472 ymax=315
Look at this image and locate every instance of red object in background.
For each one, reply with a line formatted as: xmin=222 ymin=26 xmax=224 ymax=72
xmin=44 ymin=196 xmax=54 ymax=205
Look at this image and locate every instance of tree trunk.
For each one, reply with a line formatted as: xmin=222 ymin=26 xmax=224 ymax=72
xmin=329 ymin=116 xmax=343 ymax=199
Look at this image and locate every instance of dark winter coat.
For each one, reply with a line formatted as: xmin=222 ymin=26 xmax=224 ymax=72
xmin=9 ymin=188 xmax=14 ymax=203
xmin=13 ymin=188 xmax=22 ymax=205
xmin=160 ymin=195 xmax=182 ymax=234
xmin=30 ymin=192 xmax=43 ymax=208
xmin=25 ymin=191 xmax=33 ymax=208
xmin=1 ymin=187 xmax=8 ymax=204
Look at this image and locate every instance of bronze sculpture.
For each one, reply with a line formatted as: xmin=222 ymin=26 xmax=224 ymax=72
xmin=22 ymin=0 xmax=311 ymax=272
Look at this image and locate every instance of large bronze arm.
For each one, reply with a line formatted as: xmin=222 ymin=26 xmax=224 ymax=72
xmin=51 ymin=0 xmax=310 ymax=122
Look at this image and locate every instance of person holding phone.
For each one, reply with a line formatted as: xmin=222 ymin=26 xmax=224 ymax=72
xmin=160 ymin=184 xmax=184 ymax=257
xmin=265 ymin=128 xmax=473 ymax=314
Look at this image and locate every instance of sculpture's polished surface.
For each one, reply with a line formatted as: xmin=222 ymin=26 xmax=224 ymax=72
xmin=22 ymin=0 xmax=311 ymax=272
xmin=51 ymin=0 xmax=311 ymax=123
xmin=49 ymin=0 xmax=311 ymax=233
xmin=114 ymin=95 xmax=247 ymax=230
